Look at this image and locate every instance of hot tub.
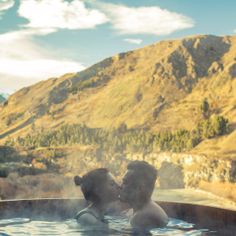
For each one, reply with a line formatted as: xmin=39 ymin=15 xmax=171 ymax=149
xmin=0 ymin=199 xmax=235 ymax=235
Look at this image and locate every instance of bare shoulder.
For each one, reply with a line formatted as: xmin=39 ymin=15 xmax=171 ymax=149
xmin=131 ymin=201 xmax=168 ymax=229
xmin=147 ymin=201 xmax=168 ymax=216
xmin=77 ymin=212 xmax=100 ymax=225
xmin=76 ymin=209 xmax=103 ymax=225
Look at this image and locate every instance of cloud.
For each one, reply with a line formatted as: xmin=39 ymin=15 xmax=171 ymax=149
xmin=0 ymin=0 xmax=14 ymax=15
xmin=17 ymin=1 xmax=194 ymax=36
xmin=18 ymin=0 xmax=108 ymax=31
xmin=99 ymin=3 xmax=194 ymax=36
xmin=124 ymin=38 xmax=143 ymax=45
xmin=0 ymin=29 xmax=85 ymax=91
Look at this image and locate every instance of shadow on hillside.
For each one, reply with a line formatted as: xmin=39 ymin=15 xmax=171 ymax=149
xmin=229 ymin=122 xmax=236 ymax=131
xmin=0 ymin=117 xmax=34 ymax=140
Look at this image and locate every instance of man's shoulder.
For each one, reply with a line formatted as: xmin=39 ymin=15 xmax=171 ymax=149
xmin=131 ymin=201 xmax=168 ymax=228
xmin=145 ymin=201 xmax=168 ymax=219
xmin=146 ymin=201 xmax=166 ymax=212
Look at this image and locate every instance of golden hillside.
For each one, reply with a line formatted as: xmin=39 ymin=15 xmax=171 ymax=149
xmin=0 ymin=35 xmax=236 ymax=156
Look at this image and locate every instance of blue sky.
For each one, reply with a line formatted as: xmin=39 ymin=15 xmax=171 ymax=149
xmin=0 ymin=0 xmax=235 ymax=93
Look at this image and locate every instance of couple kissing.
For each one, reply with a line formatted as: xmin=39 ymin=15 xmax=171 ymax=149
xmin=74 ymin=160 xmax=168 ymax=233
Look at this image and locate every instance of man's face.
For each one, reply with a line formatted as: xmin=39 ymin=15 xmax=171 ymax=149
xmin=120 ymin=170 xmax=140 ymax=205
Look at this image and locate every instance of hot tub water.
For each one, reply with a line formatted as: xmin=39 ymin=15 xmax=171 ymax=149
xmin=0 ymin=216 xmax=215 ymax=236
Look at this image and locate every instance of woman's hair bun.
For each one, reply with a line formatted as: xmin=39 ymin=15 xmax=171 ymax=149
xmin=74 ymin=175 xmax=82 ymax=186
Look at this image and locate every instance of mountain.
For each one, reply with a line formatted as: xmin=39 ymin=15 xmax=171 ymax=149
xmin=0 ymin=35 xmax=236 ymax=156
xmin=0 ymin=94 xmax=6 ymax=103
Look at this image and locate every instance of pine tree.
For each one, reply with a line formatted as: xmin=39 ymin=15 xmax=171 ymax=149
xmin=200 ymin=98 xmax=210 ymax=119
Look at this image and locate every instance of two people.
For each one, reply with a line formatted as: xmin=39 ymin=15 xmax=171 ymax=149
xmin=74 ymin=161 xmax=168 ymax=232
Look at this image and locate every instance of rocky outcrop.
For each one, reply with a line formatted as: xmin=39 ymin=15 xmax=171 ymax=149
xmin=125 ymin=152 xmax=236 ymax=188
xmin=1 ymin=144 xmax=235 ymax=198
xmin=158 ymin=161 xmax=185 ymax=189
xmin=230 ymin=160 xmax=236 ymax=182
xmin=229 ymin=63 xmax=236 ymax=78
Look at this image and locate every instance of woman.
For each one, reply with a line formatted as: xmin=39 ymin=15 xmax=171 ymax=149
xmin=74 ymin=168 xmax=120 ymax=226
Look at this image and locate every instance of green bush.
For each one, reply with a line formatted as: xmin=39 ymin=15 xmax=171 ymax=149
xmin=196 ymin=115 xmax=229 ymax=139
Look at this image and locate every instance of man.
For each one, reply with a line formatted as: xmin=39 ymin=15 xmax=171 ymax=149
xmin=120 ymin=161 xmax=168 ymax=232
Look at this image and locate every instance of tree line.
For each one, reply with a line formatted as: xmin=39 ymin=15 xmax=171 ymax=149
xmin=5 ymin=114 xmax=229 ymax=153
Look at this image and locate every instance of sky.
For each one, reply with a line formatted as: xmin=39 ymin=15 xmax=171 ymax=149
xmin=0 ymin=0 xmax=235 ymax=94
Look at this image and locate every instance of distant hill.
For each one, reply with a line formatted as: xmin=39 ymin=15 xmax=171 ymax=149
xmin=0 ymin=35 xmax=236 ymax=157
xmin=0 ymin=94 xmax=6 ymax=103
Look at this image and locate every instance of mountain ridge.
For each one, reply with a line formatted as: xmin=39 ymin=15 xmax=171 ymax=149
xmin=0 ymin=34 xmax=236 ymax=156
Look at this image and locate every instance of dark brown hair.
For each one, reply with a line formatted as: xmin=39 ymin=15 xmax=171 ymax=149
xmin=74 ymin=168 xmax=109 ymax=203
xmin=127 ymin=161 xmax=157 ymax=200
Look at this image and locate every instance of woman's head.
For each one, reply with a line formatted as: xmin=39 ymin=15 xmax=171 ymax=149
xmin=74 ymin=168 xmax=120 ymax=204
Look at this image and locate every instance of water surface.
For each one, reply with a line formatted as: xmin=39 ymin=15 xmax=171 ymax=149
xmin=0 ymin=216 xmax=215 ymax=236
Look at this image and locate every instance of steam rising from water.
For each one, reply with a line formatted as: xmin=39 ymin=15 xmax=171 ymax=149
xmin=0 ymin=173 xmax=83 ymax=200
